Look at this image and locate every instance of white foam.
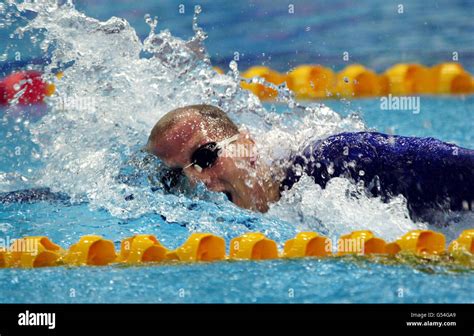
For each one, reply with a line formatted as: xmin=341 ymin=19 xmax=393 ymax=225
xmin=268 ymin=175 xmax=428 ymax=241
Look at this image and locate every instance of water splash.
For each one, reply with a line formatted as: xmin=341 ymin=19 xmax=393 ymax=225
xmin=268 ymin=175 xmax=426 ymax=241
xmin=1 ymin=1 xmax=445 ymax=241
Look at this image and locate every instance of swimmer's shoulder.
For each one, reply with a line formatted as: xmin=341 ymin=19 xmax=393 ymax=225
xmin=301 ymin=131 xmax=388 ymax=159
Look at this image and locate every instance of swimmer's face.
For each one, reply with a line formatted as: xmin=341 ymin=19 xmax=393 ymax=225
xmin=148 ymin=113 xmax=271 ymax=212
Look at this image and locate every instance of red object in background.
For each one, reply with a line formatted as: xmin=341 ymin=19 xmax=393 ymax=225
xmin=0 ymin=70 xmax=51 ymax=105
xmin=0 ymin=82 xmax=7 ymax=105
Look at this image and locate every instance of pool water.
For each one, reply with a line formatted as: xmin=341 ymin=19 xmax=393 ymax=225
xmin=1 ymin=258 xmax=473 ymax=303
xmin=2 ymin=0 xmax=474 ymax=74
xmin=1 ymin=97 xmax=473 ymax=304
xmin=1 ymin=0 xmax=473 ymax=303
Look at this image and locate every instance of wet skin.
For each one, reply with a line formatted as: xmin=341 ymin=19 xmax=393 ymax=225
xmin=148 ymin=111 xmax=280 ymax=212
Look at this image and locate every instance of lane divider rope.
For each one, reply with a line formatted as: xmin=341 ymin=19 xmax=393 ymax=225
xmin=212 ymin=62 xmax=474 ymax=100
xmin=2 ymin=62 xmax=471 ymax=106
xmin=0 ymin=229 xmax=472 ymax=268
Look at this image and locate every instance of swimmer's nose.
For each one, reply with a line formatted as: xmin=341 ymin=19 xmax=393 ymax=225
xmin=200 ymin=175 xmax=228 ymax=193
xmin=184 ymin=170 xmax=222 ymax=191
xmin=184 ymin=168 xmax=222 ymax=189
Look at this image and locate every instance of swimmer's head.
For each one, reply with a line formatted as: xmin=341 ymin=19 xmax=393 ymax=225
xmin=147 ymin=104 xmax=280 ymax=212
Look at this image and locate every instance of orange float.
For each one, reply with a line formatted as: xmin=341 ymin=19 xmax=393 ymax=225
xmin=241 ymin=66 xmax=289 ymax=100
xmin=384 ymin=63 xmax=435 ymax=94
xmin=8 ymin=236 xmax=64 ymax=268
xmin=337 ymin=230 xmax=387 ymax=255
xmin=118 ymin=235 xmax=169 ymax=263
xmin=167 ymin=233 xmax=226 ymax=262
xmin=229 ymin=233 xmax=278 ymax=260
xmin=448 ymin=229 xmax=474 ymax=254
xmin=394 ymin=230 xmax=446 ymax=255
xmin=287 ymin=65 xmax=335 ymax=99
xmin=64 ymin=235 xmax=116 ymax=266
xmin=283 ymin=232 xmax=332 ymax=258
xmin=335 ymin=64 xmax=381 ymax=97
xmin=431 ymin=63 xmax=472 ymax=94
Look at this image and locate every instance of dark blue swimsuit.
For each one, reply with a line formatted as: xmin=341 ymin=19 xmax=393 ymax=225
xmin=280 ymin=132 xmax=474 ymax=218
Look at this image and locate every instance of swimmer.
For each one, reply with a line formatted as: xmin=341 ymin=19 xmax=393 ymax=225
xmin=147 ymin=104 xmax=474 ymax=219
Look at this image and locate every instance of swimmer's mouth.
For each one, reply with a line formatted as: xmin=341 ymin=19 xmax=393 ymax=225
xmin=224 ymin=191 xmax=233 ymax=202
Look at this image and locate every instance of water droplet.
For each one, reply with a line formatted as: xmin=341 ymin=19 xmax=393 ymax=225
xmin=229 ymin=60 xmax=238 ymax=72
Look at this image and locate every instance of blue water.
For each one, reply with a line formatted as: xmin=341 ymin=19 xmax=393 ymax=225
xmin=325 ymin=96 xmax=474 ymax=148
xmin=1 ymin=259 xmax=473 ymax=303
xmin=1 ymin=0 xmax=473 ymax=303
xmin=1 ymin=97 xmax=474 ymax=303
xmin=1 ymin=0 xmax=473 ymax=74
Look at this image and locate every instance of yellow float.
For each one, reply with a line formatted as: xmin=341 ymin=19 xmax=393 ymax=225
xmin=237 ymin=62 xmax=474 ymax=100
xmin=287 ymin=65 xmax=335 ymax=99
xmin=229 ymin=233 xmax=278 ymax=260
xmin=118 ymin=234 xmax=168 ymax=264
xmin=240 ymin=66 xmax=289 ymax=100
xmin=385 ymin=242 xmax=402 ymax=255
xmin=1 ymin=229 xmax=473 ymax=269
xmin=394 ymin=230 xmax=446 ymax=255
xmin=167 ymin=233 xmax=225 ymax=262
xmin=337 ymin=230 xmax=386 ymax=255
xmin=283 ymin=232 xmax=332 ymax=258
xmin=431 ymin=63 xmax=472 ymax=94
xmin=448 ymin=229 xmax=474 ymax=254
xmin=0 ymin=250 xmax=6 ymax=268
xmin=7 ymin=236 xmax=63 ymax=268
xmin=63 ymin=235 xmax=116 ymax=266
xmin=213 ymin=66 xmax=224 ymax=74
xmin=335 ymin=64 xmax=381 ymax=97
xmin=383 ymin=63 xmax=434 ymax=94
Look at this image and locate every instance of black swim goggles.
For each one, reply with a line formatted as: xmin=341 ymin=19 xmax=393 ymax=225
xmin=184 ymin=134 xmax=239 ymax=172
xmin=159 ymin=134 xmax=239 ymax=192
